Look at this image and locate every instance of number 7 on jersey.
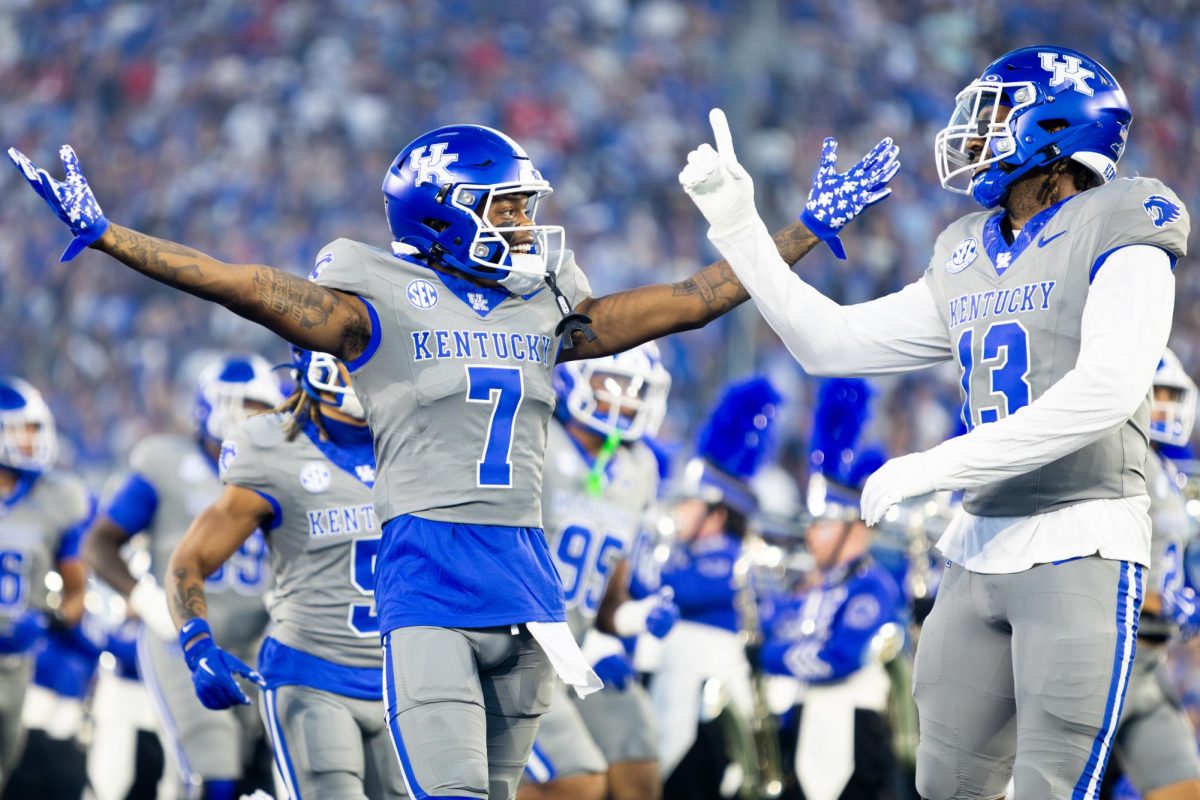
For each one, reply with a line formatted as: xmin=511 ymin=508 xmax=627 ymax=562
xmin=466 ymin=365 xmax=525 ymax=488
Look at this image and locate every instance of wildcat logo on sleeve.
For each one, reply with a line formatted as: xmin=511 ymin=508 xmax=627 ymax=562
xmin=1143 ymin=195 xmax=1182 ymax=229
xmin=299 ymin=461 xmax=332 ymax=493
xmin=406 ymin=279 xmax=439 ymax=309
xmin=946 ymin=237 xmax=979 ymax=274
xmin=218 ymin=441 xmax=238 ymax=475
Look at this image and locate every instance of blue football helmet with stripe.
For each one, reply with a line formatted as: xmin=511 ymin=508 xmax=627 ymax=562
xmin=194 ymin=355 xmax=284 ymax=443
xmin=382 ymin=125 xmax=565 ymax=295
xmin=289 ymin=347 xmax=365 ymax=421
xmin=1151 ymin=348 xmax=1197 ymax=447
xmin=935 ymin=45 xmax=1132 ymax=209
xmin=553 ymin=342 xmax=671 ymax=442
xmin=0 ymin=377 xmax=56 ymax=473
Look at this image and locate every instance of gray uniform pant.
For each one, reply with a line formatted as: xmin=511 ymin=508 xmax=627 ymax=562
xmin=913 ymin=557 xmax=1143 ymax=800
xmin=1111 ymin=639 xmax=1200 ymax=793
xmin=261 ymin=684 xmax=405 ymax=800
xmin=0 ymin=655 xmax=31 ymax=789
xmin=136 ymin=625 xmax=261 ymax=790
xmin=383 ymin=625 xmax=556 ymax=800
xmin=524 ymin=680 xmax=658 ymax=782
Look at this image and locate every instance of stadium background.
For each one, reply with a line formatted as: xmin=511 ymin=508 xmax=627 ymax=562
xmin=1 ymin=0 xmax=1199 ymax=766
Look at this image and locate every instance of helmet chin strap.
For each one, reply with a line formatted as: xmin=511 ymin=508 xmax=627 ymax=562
xmin=544 ymin=271 xmax=596 ymax=350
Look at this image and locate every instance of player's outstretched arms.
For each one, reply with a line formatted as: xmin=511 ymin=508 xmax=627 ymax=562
xmin=563 ymin=221 xmax=818 ymax=361
xmin=8 ymin=145 xmax=371 ymax=362
xmin=166 ymin=486 xmax=271 ymax=631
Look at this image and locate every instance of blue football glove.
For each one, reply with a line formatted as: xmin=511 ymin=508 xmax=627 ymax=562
xmin=7 ymin=144 xmax=109 ymax=262
xmin=0 ymin=610 xmax=49 ymax=654
xmin=592 ymin=653 xmax=637 ymax=691
xmin=799 ymin=136 xmax=900 ymax=260
xmin=1161 ymin=543 xmax=1200 ymax=639
xmin=645 ymin=595 xmax=680 ymax=639
xmin=179 ymin=619 xmax=264 ymax=710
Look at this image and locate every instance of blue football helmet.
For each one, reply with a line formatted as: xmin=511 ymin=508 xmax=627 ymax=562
xmin=0 ymin=377 xmax=56 ymax=473
xmin=194 ymin=355 xmax=284 ymax=442
xmin=935 ymin=45 xmax=1132 ymax=208
xmin=382 ymin=125 xmax=564 ymax=294
xmin=290 ymin=347 xmax=365 ymax=421
xmin=1151 ymin=348 xmax=1197 ymax=447
xmin=553 ymin=342 xmax=671 ymax=442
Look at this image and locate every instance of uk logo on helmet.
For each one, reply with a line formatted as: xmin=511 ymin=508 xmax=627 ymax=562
xmin=408 ymin=143 xmax=458 ymax=186
xmin=946 ymin=237 xmax=979 ymax=274
xmin=1039 ymin=52 xmax=1095 ymax=96
xmin=1144 ymin=195 xmax=1182 ymax=228
xmin=406 ymin=279 xmax=439 ymax=309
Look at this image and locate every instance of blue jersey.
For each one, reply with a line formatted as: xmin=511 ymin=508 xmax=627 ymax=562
xmin=660 ymin=534 xmax=742 ymax=633
xmin=762 ymin=557 xmax=902 ymax=684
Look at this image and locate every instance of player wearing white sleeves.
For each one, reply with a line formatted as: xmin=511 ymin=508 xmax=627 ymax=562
xmin=164 ymin=349 xmax=404 ymax=800
xmin=681 ymin=46 xmax=1189 ymax=800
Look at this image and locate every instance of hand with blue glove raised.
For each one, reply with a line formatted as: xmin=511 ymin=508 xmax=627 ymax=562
xmin=7 ymin=144 xmax=109 ymax=262
xmin=645 ymin=589 xmax=680 ymax=639
xmin=799 ymin=136 xmax=900 ymax=260
xmin=179 ymin=618 xmax=264 ymax=710
xmin=592 ymin=653 xmax=637 ymax=691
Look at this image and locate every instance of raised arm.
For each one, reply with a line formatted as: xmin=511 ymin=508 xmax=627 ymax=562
xmin=8 ymin=146 xmax=371 ymax=360
xmin=564 ymin=222 xmax=818 ymax=360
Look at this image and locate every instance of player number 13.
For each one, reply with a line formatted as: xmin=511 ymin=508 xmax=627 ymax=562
xmin=957 ymin=321 xmax=1031 ymax=430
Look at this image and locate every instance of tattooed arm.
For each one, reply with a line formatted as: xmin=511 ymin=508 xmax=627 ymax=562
xmin=94 ymin=225 xmax=371 ymax=361
xmin=562 ymin=222 xmax=819 ymax=360
xmin=166 ymin=486 xmax=273 ymax=630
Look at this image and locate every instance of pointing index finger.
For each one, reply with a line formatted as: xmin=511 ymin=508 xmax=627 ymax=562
xmin=708 ymin=108 xmax=737 ymax=163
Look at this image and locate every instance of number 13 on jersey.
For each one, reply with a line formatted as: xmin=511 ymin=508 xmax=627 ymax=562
xmin=958 ymin=321 xmax=1031 ymax=431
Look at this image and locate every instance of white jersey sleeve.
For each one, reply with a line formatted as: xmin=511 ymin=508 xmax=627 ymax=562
xmin=708 ymin=218 xmax=951 ymax=375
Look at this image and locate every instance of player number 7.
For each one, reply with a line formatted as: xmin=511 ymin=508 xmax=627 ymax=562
xmin=466 ymin=366 xmax=525 ymax=488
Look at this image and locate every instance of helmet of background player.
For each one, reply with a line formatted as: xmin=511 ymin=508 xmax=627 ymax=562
xmin=552 ymin=342 xmax=671 ymax=443
xmin=1151 ymin=348 xmax=1198 ymax=447
xmin=290 ymin=347 xmax=365 ymax=421
xmin=194 ymin=355 xmax=285 ymax=443
xmin=0 ymin=377 xmax=56 ymax=473
xmin=935 ymin=45 xmax=1132 ymax=209
xmin=381 ymin=125 xmax=565 ymax=296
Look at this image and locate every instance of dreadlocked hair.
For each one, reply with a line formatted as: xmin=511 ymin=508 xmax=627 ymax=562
xmin=270 ymin=386 xmax=332 ymax=442
xmin=1036 ymin=159 xmax=1103 ymax=206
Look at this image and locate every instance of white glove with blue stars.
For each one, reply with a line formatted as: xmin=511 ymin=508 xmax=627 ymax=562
xmin=8 ymin=144 xmax=109 ymax=261
xmin=799 ymin=136 xmax=900 ymax=260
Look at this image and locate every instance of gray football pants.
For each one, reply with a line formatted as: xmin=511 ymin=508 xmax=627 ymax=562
xmin=0 ymin=655 xmax=31 ymax=789
xmin=913 ymin=557 xmax=1143 ymax=800
xmin=1111 ymin=640 xmax=1200 ymax=793
xmin=261 ymin=684 xmax=406 ymax=800
xmin=383 ymin=625 xmax=556 ymax=800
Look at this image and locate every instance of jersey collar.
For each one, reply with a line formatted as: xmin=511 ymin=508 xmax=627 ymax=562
xmin=302 ymin=419 xmax=376 ymax=488
xmin=0 ymin=470 xmax=38 ymax=512
xmin=983 ymin=194 xmax=1076 ymax=277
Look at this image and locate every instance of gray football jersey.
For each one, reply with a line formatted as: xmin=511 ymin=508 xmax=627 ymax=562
xmin=541 ymin=419 xmax=660 ymax=642
xmin=314 ymin=238 xmax=592 ymax=527
xmin=128 ymin=434 xmax=270 ymax=644
xmin=1146 ymin=450 xmax=1192 ymax=579
xmin=220 ymin=414 xmax=381 ymax=668
xmin=924 ymin=178 xmax=1190 ymax=517
xmin=0 ymin=472 xmax=90 ymax=625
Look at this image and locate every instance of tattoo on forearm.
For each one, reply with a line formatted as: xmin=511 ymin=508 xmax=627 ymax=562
xmin=101 ymin=225 xmax=205 ymax=284
xmin=171 ymin=567 xmax=208 ymax=623
xmin=773 ymin=221 xmax=820 ymax=265
xmin=670 ymin=260 xmax=748 ymax=314
xmin=249 ymin=266 xmax=340 ymax=329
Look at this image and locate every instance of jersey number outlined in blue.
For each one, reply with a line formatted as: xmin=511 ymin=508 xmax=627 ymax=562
xmin=348 ymin=536 xmax=381 ymax=636
xmin=466 ymin=365 xmax=525 ymax=488
xmin=557 ymin=524 xmax=625 ymax=615
xmin=958 ymin=321 xmax=1032 ymax=430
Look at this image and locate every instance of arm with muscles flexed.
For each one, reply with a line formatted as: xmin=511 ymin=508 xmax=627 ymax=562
xmin=7 ymin=146 xmax=372 ymax=361
xmin=558 ymin=109 xmax=903 ymax=361
xmin=166 ymin=486 xmax=274 ymax=709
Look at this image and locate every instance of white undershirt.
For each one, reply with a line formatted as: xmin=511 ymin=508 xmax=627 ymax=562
xmin=709 ymin=219 xmax=1175 ymax=573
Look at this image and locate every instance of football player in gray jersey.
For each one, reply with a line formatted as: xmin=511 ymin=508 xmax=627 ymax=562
xmin=1102 ymin=349 xmax=1200 ymax=800
xmin=165 ymin=348 xmax=403 ymax=800
xmin=0 ymin=377 xmax=92 ymax=790
xmin=83 ymin=354 xmax=282 ymax=800
xmin=10 ymin=119 xmax=897 ymax=799
xmin=685 ymin=46 xmax=1190 ymax=800
xmin=520 ymin=342 xmax=677 ymax=800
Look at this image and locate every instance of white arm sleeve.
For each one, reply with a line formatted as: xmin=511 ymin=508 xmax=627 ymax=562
xmin=925 ymin=244 xmax=1175 ymax=490
xmin=708 ymin=219 xmax=951 ymax=375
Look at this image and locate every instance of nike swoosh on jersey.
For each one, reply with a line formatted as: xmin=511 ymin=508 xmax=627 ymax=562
xmin=1037 ymin=230 xmax=1068 ymax=248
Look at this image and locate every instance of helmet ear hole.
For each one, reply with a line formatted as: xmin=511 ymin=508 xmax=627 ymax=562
xmin=1037 ymin=118 xmax=1069 ymax=133
xmin=423 ymin=218 xmax=451 ymax=233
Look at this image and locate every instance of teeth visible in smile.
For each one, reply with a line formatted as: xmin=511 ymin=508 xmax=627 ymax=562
xmin=512 ymin=244 xmax=533 ymax=254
